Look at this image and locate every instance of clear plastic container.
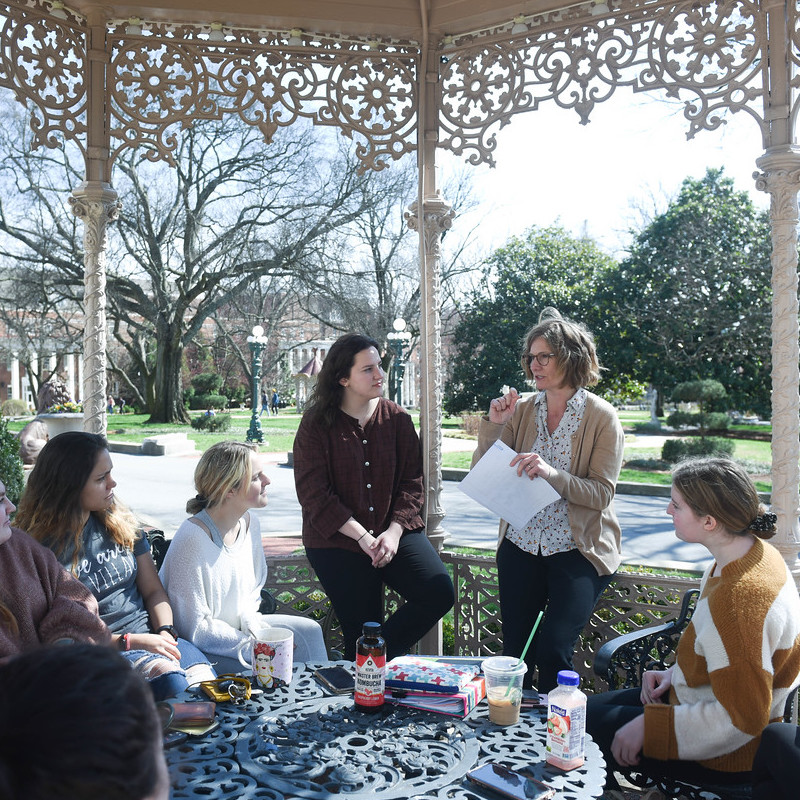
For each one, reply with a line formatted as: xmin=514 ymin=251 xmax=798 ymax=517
xmin=546 ymin=669 xmax=586 ymax=770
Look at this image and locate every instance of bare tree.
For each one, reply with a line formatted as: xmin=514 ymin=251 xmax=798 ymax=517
xmin=294 ymin=157 xmax=484 ymax=366
xmin=0 ymin=104 xmax=376 ymax=422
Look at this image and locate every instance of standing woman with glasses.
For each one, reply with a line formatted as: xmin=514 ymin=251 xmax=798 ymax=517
xmin=472 ymin=307 xmax=624 ymax=692
xmin=293 ymin=332 xmax=454 ymax=660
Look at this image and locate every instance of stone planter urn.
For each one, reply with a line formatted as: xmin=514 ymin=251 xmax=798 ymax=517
xmin=37 ymin=413 xmax=86 ymax=437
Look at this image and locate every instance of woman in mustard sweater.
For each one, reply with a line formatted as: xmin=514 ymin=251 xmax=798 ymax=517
xmin=587 ymin=457 xmax=800 ymax=793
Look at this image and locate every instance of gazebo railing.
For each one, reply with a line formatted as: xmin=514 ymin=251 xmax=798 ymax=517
xmin=265 ymin=551 xmax=701 ymax=691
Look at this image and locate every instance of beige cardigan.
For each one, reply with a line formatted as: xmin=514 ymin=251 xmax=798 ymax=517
xmin=472 ymin=391 xmax=624 ymax=576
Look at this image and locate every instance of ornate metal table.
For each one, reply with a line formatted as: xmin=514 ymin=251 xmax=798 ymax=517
xmin=166 ymin=662 xmax=605 ymax=799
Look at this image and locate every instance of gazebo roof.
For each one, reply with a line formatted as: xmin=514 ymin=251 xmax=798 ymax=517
xmin=296 ymin=351 xmax=324 ymax=379
xmin=66 ymin=0 xmax=553 ymax=40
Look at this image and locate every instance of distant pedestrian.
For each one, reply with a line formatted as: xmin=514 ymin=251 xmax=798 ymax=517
xmin=259 ymin=392 xmax=268 ymax=418
xmin=118 ymin=397 xmax=126 ymax=414
xmin=107 ymin=395 xmax=115 ymax=414
xmin=270 ymin=390 xmax=280 ymax=416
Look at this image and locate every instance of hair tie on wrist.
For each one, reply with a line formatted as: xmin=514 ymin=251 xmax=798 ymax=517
xmin=749 ymin=512 xmax=777 ymax=532
xmin=357 ymin=532 xmax=368 ymax=542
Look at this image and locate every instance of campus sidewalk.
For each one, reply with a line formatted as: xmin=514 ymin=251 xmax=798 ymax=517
xmin=110 ymin=434 xmax=710 ymax=571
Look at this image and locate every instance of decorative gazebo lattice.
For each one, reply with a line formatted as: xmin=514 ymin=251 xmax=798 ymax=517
xmin=264 ymin=551 xmax=701 ymax=690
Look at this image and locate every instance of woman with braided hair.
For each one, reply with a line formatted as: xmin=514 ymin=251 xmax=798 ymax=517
xmin=587 ymin=457 xmax=800 ymax=796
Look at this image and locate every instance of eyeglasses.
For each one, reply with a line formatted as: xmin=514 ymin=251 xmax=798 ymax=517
xmin=523 ymin=352 xmax=556 ymax=368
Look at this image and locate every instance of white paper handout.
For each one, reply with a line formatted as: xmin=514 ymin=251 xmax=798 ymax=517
xmin=459 ymin=440 xmax=561 ymax=530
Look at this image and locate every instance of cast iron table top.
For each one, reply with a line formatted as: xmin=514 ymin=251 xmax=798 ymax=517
xmin=166 ymin=661 xmax=606 ymax=799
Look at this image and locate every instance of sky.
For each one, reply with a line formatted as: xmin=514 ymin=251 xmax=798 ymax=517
xmin=438 ymin=90 xmax=770 ymax=259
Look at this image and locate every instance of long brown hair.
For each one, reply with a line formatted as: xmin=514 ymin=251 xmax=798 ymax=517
xmin=304 ymin=333 xmax=381 ymax=427
xmin=15 ymin=432 xmax=139 ymax=568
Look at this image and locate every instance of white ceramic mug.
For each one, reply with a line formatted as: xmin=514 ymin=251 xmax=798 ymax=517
xmin=237 ymin=624 xmax=293 ymax=689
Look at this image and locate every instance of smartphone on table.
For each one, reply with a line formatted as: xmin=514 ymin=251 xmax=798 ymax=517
xmin=313 ymin=665 xmax=355 ymax=694
xmin=466 ymin=763 xmax=555 ymax=800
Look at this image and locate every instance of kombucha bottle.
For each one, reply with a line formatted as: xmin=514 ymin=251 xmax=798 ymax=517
xmin=354 ymin=621 xmax=386 ymax=712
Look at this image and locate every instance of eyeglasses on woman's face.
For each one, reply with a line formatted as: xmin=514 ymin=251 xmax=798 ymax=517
xmin=523 ymin=352 xmax=556 ymax=368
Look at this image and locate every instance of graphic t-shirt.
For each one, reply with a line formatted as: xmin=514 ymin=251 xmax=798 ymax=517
xmin=58 ymin=516 xmax=151 ymax=634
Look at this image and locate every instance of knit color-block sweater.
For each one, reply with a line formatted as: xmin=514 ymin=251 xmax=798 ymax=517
xmin=643 ymin=537 xmax=800 ymax=771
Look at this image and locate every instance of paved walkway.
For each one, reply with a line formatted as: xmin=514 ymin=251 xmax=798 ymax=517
xmin=110 ymin=434 xmax=710 ymax=571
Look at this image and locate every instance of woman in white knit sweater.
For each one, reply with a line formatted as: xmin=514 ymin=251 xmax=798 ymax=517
xmin=160 ymin=442 xmax=327 ymax=673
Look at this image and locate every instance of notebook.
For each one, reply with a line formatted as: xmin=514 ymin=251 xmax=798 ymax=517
xmin=385 ymin=676 xmax=486 ymax=718
xmin=384 ymin=656 xmax=480 ymax=694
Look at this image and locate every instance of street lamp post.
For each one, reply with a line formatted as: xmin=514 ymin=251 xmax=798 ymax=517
xmin=246 ymin=325 xmax=268 ymax=443
xmin=387 ymin=318 xmax=412 ymax=406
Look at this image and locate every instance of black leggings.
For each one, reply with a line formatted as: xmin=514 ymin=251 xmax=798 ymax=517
xmin=586 ymin=688 xmax=751 ymax=790
xmin=497 ymin=539 xmax=613 ymax=692
xmin=752 ymin=722 xmax=800 ymax=800
xmin=306 ymin=530 xmax=454 ymax=660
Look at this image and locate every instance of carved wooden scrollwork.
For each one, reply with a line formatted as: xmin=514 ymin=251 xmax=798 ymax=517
xmin=0 ymin=2 xmax=87 ymax=154
xmin=0 ymin=0 xmax=786 ymax=175
xmin=108 ymin=24 xmax=418 ymax=172
xmin=438 ymin=0 xmax=768 ymax=167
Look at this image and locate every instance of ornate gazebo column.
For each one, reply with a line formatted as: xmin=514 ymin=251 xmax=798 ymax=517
xmin=754 ymin=146 xmax=800 ymax=580
xmin=69 ymin=6 xmax=119 ymax=435
xmin=70 ymin=183 xmax=119 ymax=434
xmin=407 ymin=194 xmax=455 ymax=554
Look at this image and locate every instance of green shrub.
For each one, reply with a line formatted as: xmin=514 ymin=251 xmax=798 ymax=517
xmin=191 ymin=372 xmax=223 ymax=395
xmin=191 ymin=413 xmax=232 ymax=432
xmin=666 ymin=411 xmax=695 ymax=428
xmin=222 ymin=385 xmax=248 ymax=406
xmin=666 ymin=411 xmax=730 ymax=431
xmin=0 ymin=399 xmax=30 ymax=417
xmin=189 ymin=393 xmax=228 ymax=411
xmin=702 ymin=412 xmax=730 ymax=431
xmin=661 ymin=437 xmax=735 ymax=463
xmin=0 ymin=418 xmax=24 ymax=504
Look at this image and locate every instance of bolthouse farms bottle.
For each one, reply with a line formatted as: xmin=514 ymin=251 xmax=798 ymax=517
xmin=546 ymin=670 xmax=587 ymax=770
xmin=354 ymin=621 xmax=386 ymax=712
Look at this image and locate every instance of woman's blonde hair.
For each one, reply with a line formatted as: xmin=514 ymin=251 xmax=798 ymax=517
xmin=671 ymin=457 xmax=776 ymax=539
xmin=15 ymin=432 xmax=138 ymax=570
xmin=521 ymin=307 xmax=601 ymax=389
xmin=186 ymin=441 xmax=256 ymax=514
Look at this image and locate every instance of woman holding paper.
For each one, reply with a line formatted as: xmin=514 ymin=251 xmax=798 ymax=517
xmin=293 ymin=333 xmax=454 ymax=660
xmin=472 ymin=308 xmax=624 ymax=692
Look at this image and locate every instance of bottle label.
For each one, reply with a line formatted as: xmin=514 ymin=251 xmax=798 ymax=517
xmin=355 ymin=653 xmax=386 ymax=707
xmin=546 ymin=699 xmax=586 ymax=766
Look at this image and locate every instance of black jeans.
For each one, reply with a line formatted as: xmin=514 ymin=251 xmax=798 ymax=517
xmin=496 ymin=538 xmax=613 ymax=692
xmin=306 ymin=530 xmax=454 ymax=661
xmin=752 ymin=722 xmax=800 ymax=800
xmin=586 ymin=688 xmax=751 ymax=790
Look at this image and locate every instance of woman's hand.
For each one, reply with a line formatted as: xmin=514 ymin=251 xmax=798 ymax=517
xmin=369 ymin=523 xmax=403 ymax=569
xmin=640 ymin=668 xmax=673 ymax=705
xmin=127 ymin=632 xmax=181 ymax=662
xmin=611 ymin=714 xmax=645 ymax=767
xmin=489 ymin=388 xmax=519 ymax=425
xmin=509 ymin=451 xmax=553 ymax=480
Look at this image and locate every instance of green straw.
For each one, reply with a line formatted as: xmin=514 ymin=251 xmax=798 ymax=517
xmin=506 ymin=610 xmax=544 ymax=696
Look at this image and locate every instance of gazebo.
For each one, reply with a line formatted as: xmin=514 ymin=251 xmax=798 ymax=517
xmin=294 ymin=348 xmax=324 ymax=412
xmin=0 ymin=0 xmax=798 ymax=578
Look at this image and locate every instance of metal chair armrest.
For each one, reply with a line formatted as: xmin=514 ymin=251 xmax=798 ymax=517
xmin=594 ymin=619 xmax=681 ymax=689
xmin=594 ymin=588 xmax=700 ymax=690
